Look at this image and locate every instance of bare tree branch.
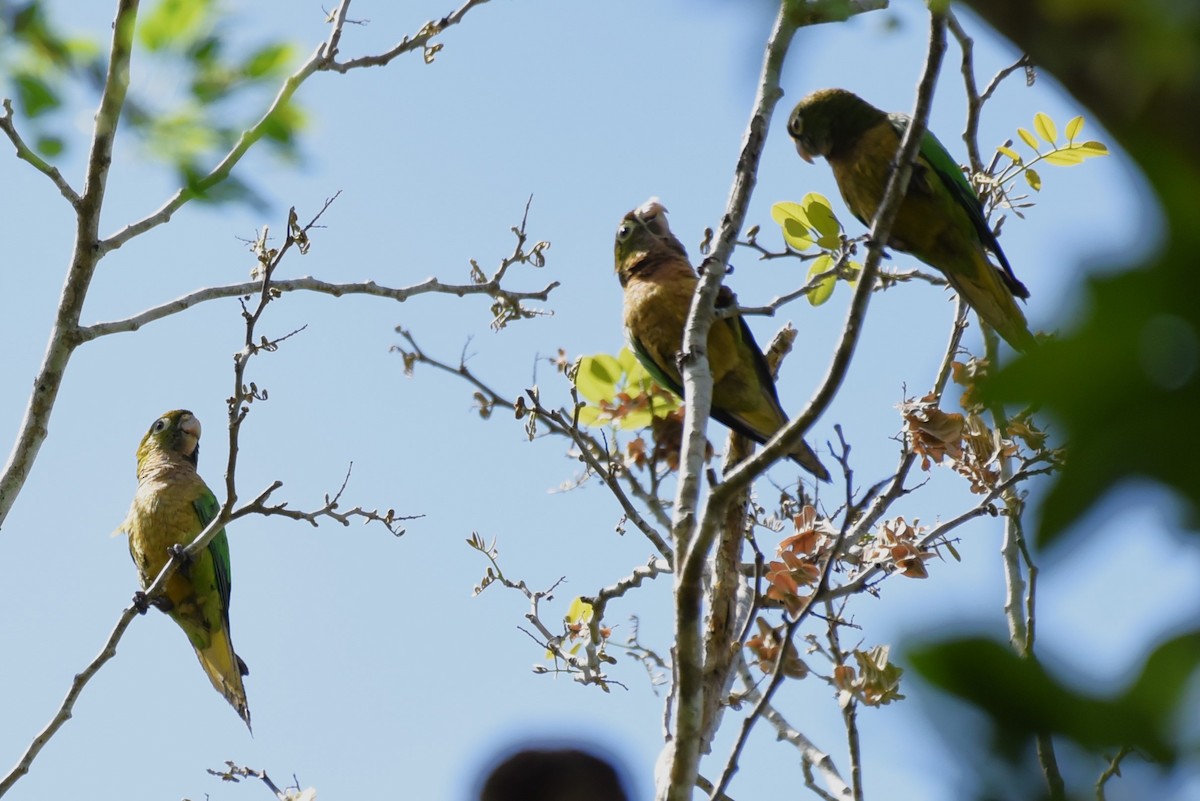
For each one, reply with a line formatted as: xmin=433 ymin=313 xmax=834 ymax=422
xmin=393 ymin=329 xmax=674 ymax=561
xmin=0 ymin=0 xmax=139 ymax=531
xmin=660 ymin=5 xmax=802 ymax=797
xmin=0 ymin=99 xmax=81 ymax=205
xmin=322 ymin=0 xmax=492 ymax=73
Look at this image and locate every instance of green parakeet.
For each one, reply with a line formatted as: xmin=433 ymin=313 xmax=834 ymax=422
xmin=787 ymin=88 xmax=1036 ymax=352
xmin=615 ymin=199 xmax=831 ymax=481
xmin=119 ymin=409 xmax=250 ymax=728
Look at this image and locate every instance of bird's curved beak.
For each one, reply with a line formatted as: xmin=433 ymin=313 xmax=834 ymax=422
xmin=794 ymin=142 xmax=814 ymax=164
xmin=180 ymin=414 xmax=202 ymax=440
xmin=179 ymin=413 xmax=202 ymax=458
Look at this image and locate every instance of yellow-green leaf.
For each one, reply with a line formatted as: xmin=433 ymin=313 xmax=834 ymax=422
xmin=617 ymin=408 xmax=656 ymax=431
xmin=801 ymin=192 xmax=841 ymax=248
xmin=574 ymin=354 xmax=622 ymax=403
xmin=996 ymin=145 xmax=1022 ymax=163
xmin=1043 ymin=149 xmax=1085 ymax=166
xmin=782 ymin=219 xmax=815 ymax=252
xmin=1025 ymin=167 xmax=1042 ymax=192
xmin=1033 ymin=112 xmax=1057 ymax=144
xmin=771 ymin=201 xmax=807 ymax=228
xmin=772 ymin=202 xmax=815 ymax=251
xmin=1064 ymin=115 xmax=1084 ymax=143
xmin=1078 ymin=140 xmax=1109 ymax=157
xmin=1017 ymin=127 xmax=1039 ymax=150
xmin=806 ymin=254 xmax=837 ymax=307
xmin=566 ymin=597 xmax=594 ymax=624
xmin=619 ymin=347 xmax=656 ymax=393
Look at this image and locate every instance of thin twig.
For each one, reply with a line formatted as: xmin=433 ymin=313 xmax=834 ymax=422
xmin=0 ymin=99 xmax=81 ymax=206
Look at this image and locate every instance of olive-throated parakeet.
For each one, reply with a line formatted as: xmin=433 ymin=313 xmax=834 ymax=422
xmin=615 ymin=199 xmax=831 ymax=481
xmin=787 ymin=88 xmax=1036 ymax=352
xmin=119 ymin=409 xmax=250 ymax=728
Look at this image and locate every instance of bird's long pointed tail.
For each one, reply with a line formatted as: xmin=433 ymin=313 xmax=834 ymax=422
xmin=193 ymin=629 xmax=252 ymax=731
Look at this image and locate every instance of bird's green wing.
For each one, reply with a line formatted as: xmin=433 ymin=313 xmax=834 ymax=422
xmin=192 ymin=489 xmax=233 ymax=624
xmin=888 ymin=113 xmax=1028 ymax=299
xmin=629 ymin=331 xmax=684 ymax=399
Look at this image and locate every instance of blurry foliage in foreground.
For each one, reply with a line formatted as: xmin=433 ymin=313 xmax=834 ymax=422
xmin=1 ymin=0 xmax=303 ymax=207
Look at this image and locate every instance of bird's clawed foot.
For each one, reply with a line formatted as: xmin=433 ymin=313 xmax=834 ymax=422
xmin=132 ymin=590 xmax=172 ymax=614
xmin=132 ymin=591 xmax=151 ymax=614
xmin=167 ymin=543 xmax=193 ymax=569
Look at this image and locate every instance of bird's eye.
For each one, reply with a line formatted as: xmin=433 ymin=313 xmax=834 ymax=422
xmin=616 ymin=223 xmax=633 ymax=241
xmin=152 ymin=419 xmax=167 ymax=433
xmin=787 ymin=115 xmax=803 ymax=137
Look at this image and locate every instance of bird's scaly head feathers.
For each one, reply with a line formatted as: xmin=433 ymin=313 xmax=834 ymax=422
xmin=614 ymin=198 xmax=690 ymax=287
xmin=787 ymin=88 xmax=887 ymax=163
xmin=135 ymin=409 xmax=202 ymax=474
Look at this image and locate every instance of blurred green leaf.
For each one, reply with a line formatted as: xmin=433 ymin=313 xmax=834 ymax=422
xmin=13 ymin=72 xmax=60 ymax=118
xmin=1017 ymin=127 xmax=1039 ymax=150
xmin=242 ymin=42 xmax=294 ymax=78
xmin=1123 ymin=632 xmax=1200 ymax=728
xmin=35 ymin=134 xmax=63 ymax=157
xmin=139 ymin=0 xmax=213 ymax=52
xmin=574 ymin=354 xmax=622 ymax=403
xmin=259 ymin=101 xmax=305 ymax=156
xmin=909 ymin=636 xmax=1173 ymax=761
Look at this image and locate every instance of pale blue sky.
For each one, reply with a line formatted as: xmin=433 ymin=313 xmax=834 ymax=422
xmin=2 ymin=2 xmax=1194 ymax=800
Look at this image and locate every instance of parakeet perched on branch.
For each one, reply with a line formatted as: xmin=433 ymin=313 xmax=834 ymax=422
xmin=614 ymin=199 xmax=831 ymax=481
xmin=787 ymin=88 xmax=1036 ymax=352
xmin=119 ymin=409 xmax=250 ymax=728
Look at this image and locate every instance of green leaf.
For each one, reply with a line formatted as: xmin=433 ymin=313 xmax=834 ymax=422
xmin=781 ymin=219 xmax=814 ymax=251
xmin=806 ymin=253 xmax=837 ymax=306
xmin=35 ymin=135 xmax=64 ymax=157
xmin=771 ymin=202 xmax=815 ymax=251
xmin=1033 ymin=111 xmax=1057 ymax=144
xmin=1064 ymin=115 xmax=1084 ymax=143
xmin=574 ymin=354 xmax=622 ymax=403
xmin=801 ymin=192 xmax=841 ymax=249
xmin=242 ymin=42 xmax=294 ymax=79
xmin=14 ymin=73 xmax=60 ymax=118
xmin=1078 ymin=140 xmax=1110 ymax=157
xmin=1024 ymin=167 xmax=1042 ymax=192
xmin=620 ymin=348 xmax=656 ymax=394
xmin=260 ymin=101 xmax=305 ymax=155
xmin=909 ymin=635 xmax=1173 ymax=761
xmin=1017 ymin=127 xmax=1039 ymax=150
xmin=996 ymin=145 xmax=1022 ymax=163
xmin=618 ymin=408 xmax=657 ymax=431
xmin=139 ymin=0 xmax=213 ymax=51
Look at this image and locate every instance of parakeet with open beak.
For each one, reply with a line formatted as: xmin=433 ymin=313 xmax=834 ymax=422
xmin=614 ymin=199 xmax=831 ymax=481
xmin=119 ymin=410 xmax=251 ymax=728
xmin=787 ymin=88 xmax=1036 ymax=352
